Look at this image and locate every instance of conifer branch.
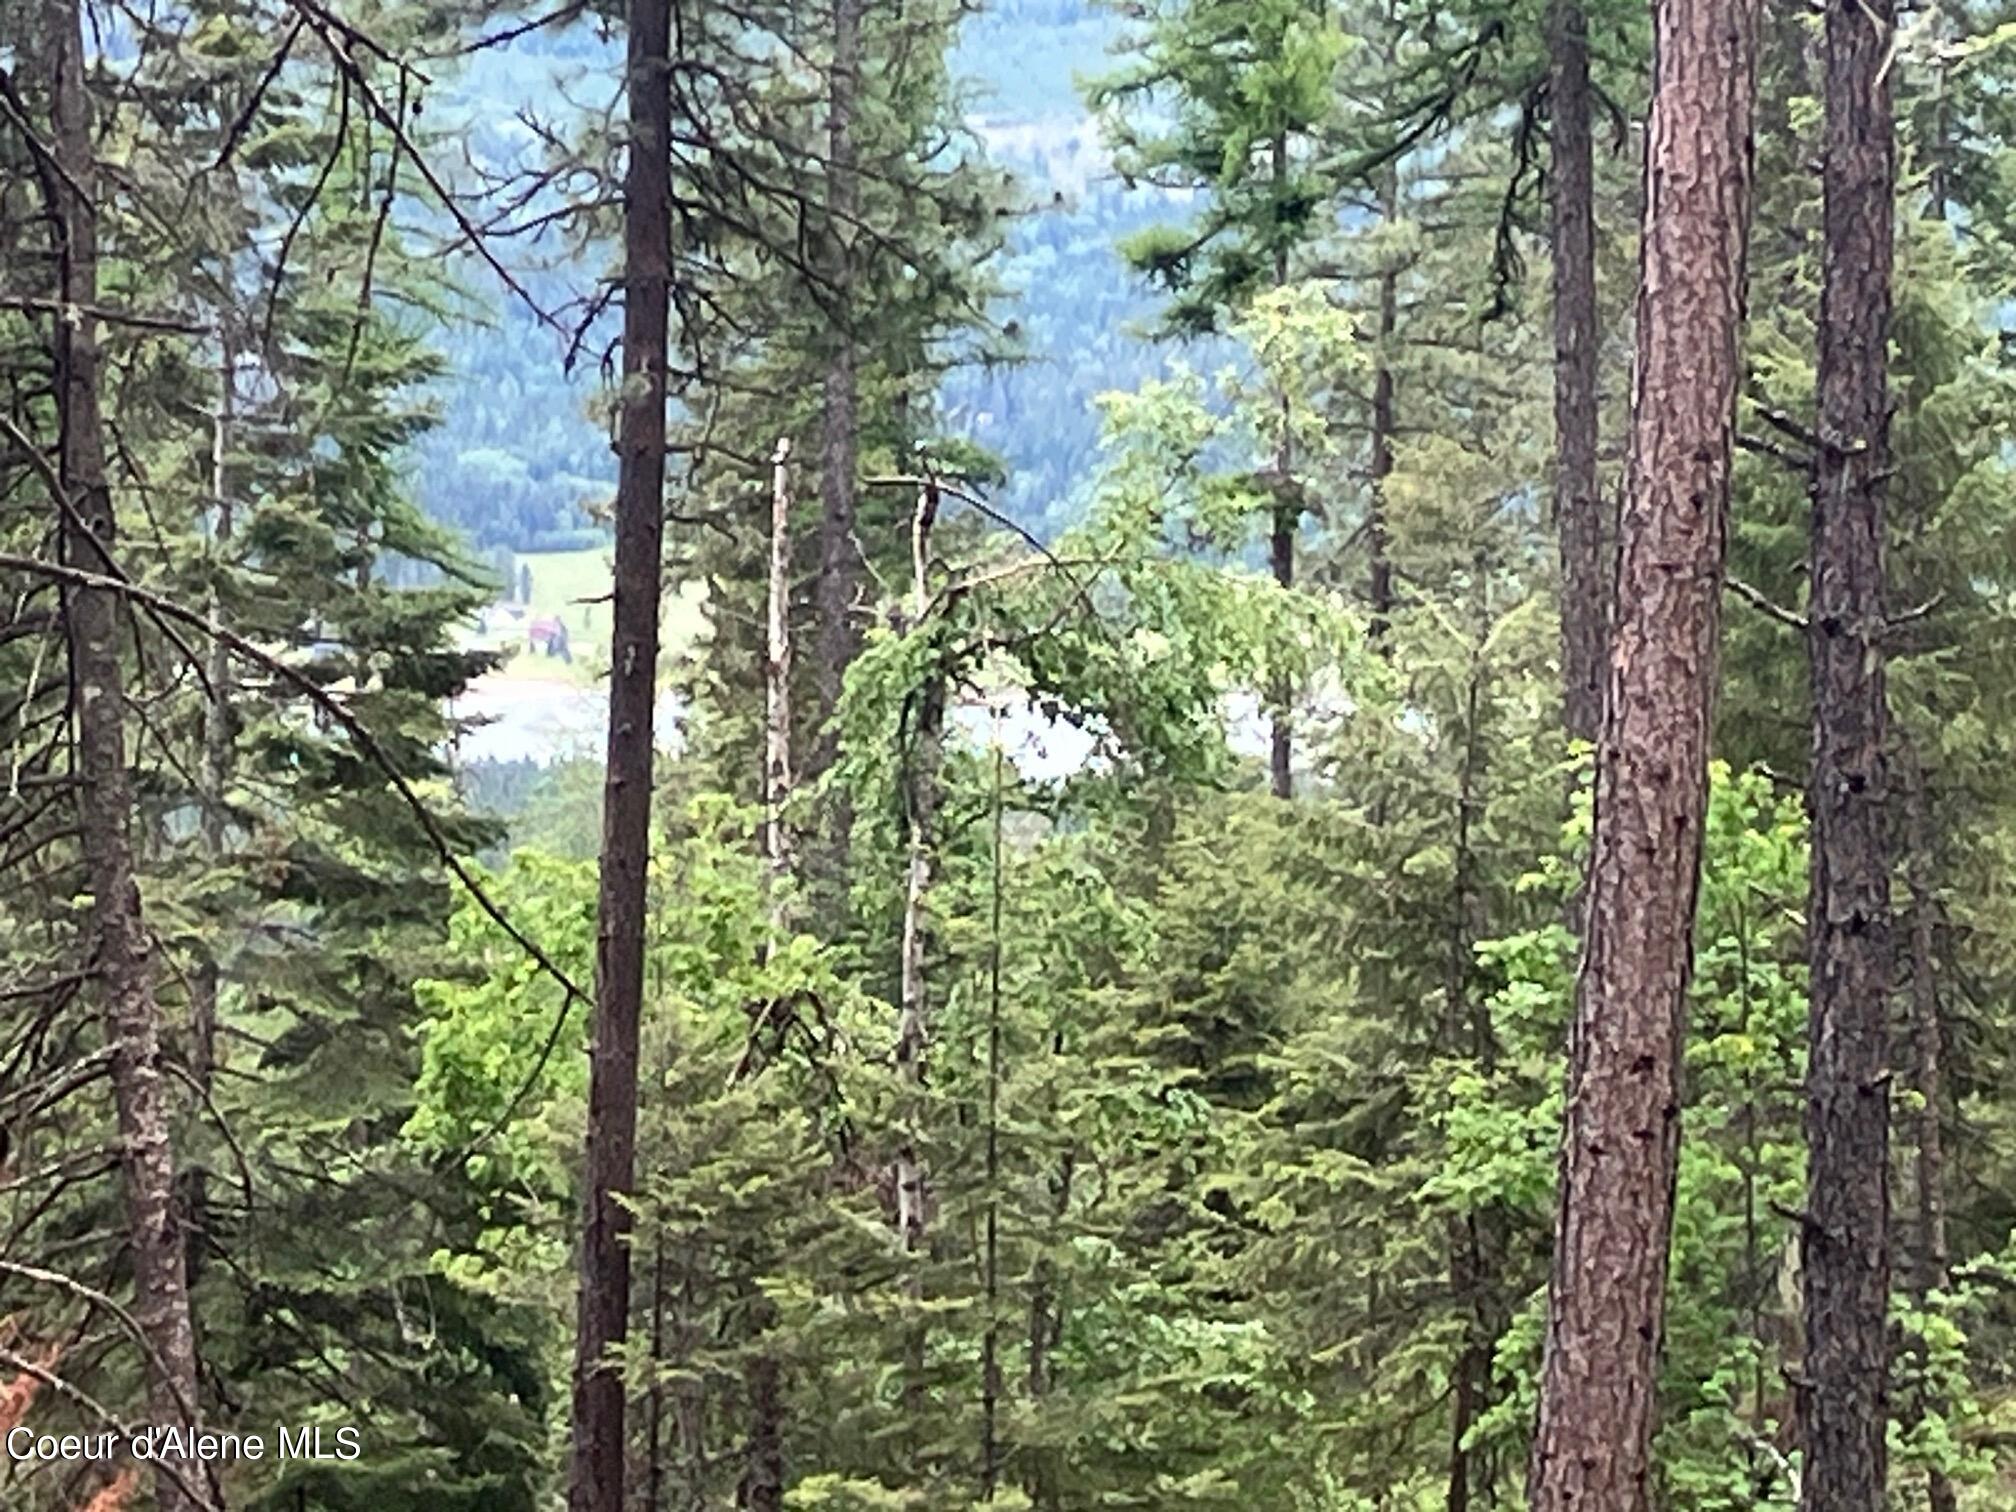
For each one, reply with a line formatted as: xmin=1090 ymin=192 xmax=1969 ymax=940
xmin=0 ymin=554 xmax=590 ymax=1018
xmin=0 ymin=1261 xmax=203 ymax=1429
xmin=1737 ymin=432 xmax=1813 ymax=474
xmin=1726 ymin=576 xmax=1808 ymax=632
xmin=212 ymin=17 xmax=305 ymax=171
xmin=0 ymin=295 xmax=210 ymax=337
xmin=0 ymin=1346 xmax=221 ymax=1511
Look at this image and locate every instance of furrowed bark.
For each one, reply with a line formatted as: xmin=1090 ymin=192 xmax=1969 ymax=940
xmin=1529 ymin=0 xmax=1760 ymax=1500
xmin=1550 ymin=0 xmax=1606 ymax=744
xmin=47 ymin=2 xmax=209 ymax=1507
xmin=811 ymin=0 xmax=864 ymax=776
xmin=1798 ymin=0 xmax=1897 ymax=1493
xmin=568 ymin=0 xmax=673 ymax=1503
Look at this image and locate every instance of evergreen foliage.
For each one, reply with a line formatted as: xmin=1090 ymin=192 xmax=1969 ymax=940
xmin=5 ymin=0 xmax=2016 ymax=1507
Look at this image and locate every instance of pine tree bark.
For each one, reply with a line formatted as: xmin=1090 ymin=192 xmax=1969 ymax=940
xmin=1798 ymin=0 xmax=1897 ymax=1494
xmin=1529 ymin=0 xmax=1760 ymax=1500
xmin=1550 ymin=0 xmax=1606 ymax=744
xmin=811 ymin=0 xmax=864 ymax=772
xmin=569 ymin=0 xmax=672 ymax=1503
xmin=47 ymin=2 xmax=209 ymax=1506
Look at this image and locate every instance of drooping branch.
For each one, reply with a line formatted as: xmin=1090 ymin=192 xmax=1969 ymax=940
xmin=0 ymin=1346 xmax=220 ymax=1512
xmin=0 ymin=552 xmax=588 ymax=1016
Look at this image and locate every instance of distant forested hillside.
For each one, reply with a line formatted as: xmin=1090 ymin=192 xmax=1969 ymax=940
xmin=413 ymin=0 xmax=1191 ymax=553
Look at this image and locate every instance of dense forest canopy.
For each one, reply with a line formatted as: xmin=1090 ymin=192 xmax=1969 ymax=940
xmin=3 ymin=0 xmax=2016 ymax=1509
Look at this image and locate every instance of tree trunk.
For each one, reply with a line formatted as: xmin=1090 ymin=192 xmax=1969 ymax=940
xmin=1268 ymin=494 xmax=1294 ymax=798
xmin=1024 ymin=1148 xmax=1070 ymax=1512
xmin=1025 ymin=1267 xmax=1052 ymax=1508
xmin=1367 ymin=169 xmax=1398 ymax=648
xmin=1268 ymin=133 xmax=1295 ymax=800
xmin=811 ymin=0 xmax=864 ymax=773
xmin=1925 ymin=0 xmax=1958 ymax=222
xmin=46 ymin=6 xmax=209 ymax=1510
xmin=1550 ymin=0 xmax=1606 ymax=744
xmin=644 ymin=1234 xmax=666 ymax=1512
xmin=568 ymin=0 xmax=672 ymax=1503
xmin=741 ymin=1345 xmax=785 ymax=1511
xmin=765 ymin=437 xmax=795 ymax=898
xmin=193 ymin=344 xmax=234 ymax=1101
xmin=185 ymin=341 xmax=236 ymax=1302
xmin=981 ymin=739 xmax=1006 ymax=1500
xmin=895 ymin=481 xmax=943 ymax=1269
xmin=741 ymin=443 xmax=793 ymax=1512
xmin=1799 ymin=7 xmax=1897 ymax=1502
xmin=883 ymin=480 xmax=945 ymax=1456
xmin=1528 ymin=0 xmax=1760 ymax=1500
